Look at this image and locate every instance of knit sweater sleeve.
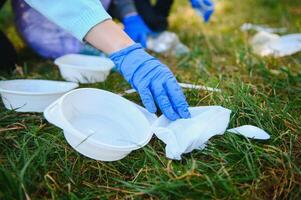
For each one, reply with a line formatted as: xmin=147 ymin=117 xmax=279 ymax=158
xmin=24 ymin=0 xmax=112 ymax=41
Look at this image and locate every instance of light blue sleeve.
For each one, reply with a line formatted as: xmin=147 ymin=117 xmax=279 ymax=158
xmin=24 ymin=0 xmax=112 ymax=41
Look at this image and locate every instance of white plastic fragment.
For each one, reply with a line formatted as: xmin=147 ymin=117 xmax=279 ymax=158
xmin=250 ymin=31 xmax=301 ymax=57
xmin=123 ymin=88 xmax=136 ymax=95
xmin=147 ymin=31 xmax=190 ymax=56
xmin=150 ymin=106 xmax=270 ymax=160
xmin=152 ymin=106 xmax=232 ymax=160
xmin=122 ymin=83 xmax=221 ymax=95
xmin=240 ymin=23 xmax=287 ymax=33
xmin=178 ymin=83 xmax=221 ymax=92
xmin=227 ymin=125 xmax=270 ymax=140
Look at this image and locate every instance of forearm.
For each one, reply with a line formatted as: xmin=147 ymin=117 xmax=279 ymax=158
xmin=85 ymin=19 xmax=134 ymax=54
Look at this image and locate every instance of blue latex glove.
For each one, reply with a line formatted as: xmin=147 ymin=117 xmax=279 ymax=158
xmin=190 ymin=0 xmax=214 ymax=22
xmin=110 ymin=44 xmax=191 ymax=121
xmin=123 ymin=15 xmax=151 ymax=47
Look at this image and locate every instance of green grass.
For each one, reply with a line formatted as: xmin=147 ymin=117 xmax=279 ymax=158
xmin=1 ymin=0 xmax=301 ymax=199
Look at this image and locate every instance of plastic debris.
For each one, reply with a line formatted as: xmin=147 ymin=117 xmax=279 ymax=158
xmin=44 ymin=88 xmax=270 ymax=161
xmin=122 ymin=83 xmax=221 ymax=96
xmin=178 ymin=83 xmax=221 ymax=92
xmin=151 ymin=106 xmax=270 ymax=160
xmin=227 ymin=125 xmax=270 ymax=140
xmin=55 ymin=54 xmax=114 ymax=83
xmin=240 ymin=23 xmax=287 ymax=33
xmin=147 ymin=31 xmax=190 ymax=56
xmin=0 ymin=79 xmax=78 ymax=112
xmin=250 ymin=31 xmax=301 ymax=57
xmin=44 ymin=88 xmax=153 ymax=161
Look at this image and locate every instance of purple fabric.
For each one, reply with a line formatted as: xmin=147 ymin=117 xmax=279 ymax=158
xmin=12 ymin=0 xmax=129 ymax=59
xmin=100 ymin=0 xmax=112 ymax=10
xmin=13 ymin=0 xmax=84 ymax=59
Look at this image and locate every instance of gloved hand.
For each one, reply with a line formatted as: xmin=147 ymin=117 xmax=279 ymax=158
xmin=123 ymin=14 xmax=151 ymax=47
xmin=110 ymin=44 xmax=191 ymax=121
xmin=190 ymin=0 xmax=215 ymax=22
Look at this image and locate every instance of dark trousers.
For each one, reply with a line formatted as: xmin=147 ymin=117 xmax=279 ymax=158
xmin=134 ymin=0 xmax=174 ymax=32
xmin=0 ymin=0 xmax=17 ymax=73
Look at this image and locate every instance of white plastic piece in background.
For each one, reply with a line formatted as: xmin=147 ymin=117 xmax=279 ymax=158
xmin=227 ymin=125 xmax=270 ymax=140
xmin=0 ymin=79 xmax=78 ymax=112
xmin=147 ymin=31 xmax=190 ymax=56
xmin=240 ymin=23 xmax=287 ymax=33
xmin=122 ymin=82 xmax=221 ymax=95
xmin=54 ymin=54 xmax=115 ymax=84
xmin=44 ymin=88 xmax=153 ymax=161
xmin=250 ymin=31 xmax=301 ymax=57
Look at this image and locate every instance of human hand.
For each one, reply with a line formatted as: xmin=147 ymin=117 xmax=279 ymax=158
xmin=110 ymin=44 xmax=191 ymax=121
xmin=123 ymin=14 xmax=151 ymax=47
xmin=190 ymin=0 xmax=214 ymax=22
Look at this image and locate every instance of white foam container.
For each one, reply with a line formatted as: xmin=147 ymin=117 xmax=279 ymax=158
xmin=54 ymin=54 xmax=115 ymax=83
xmin=0 ymin=79 xmax=78 ymax=112
xmin=44 ymin=88 xmax=155 ymax=161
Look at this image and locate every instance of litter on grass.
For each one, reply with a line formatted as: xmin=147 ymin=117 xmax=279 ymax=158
xmin=44 ymin=88 xmax=270 ymax=161
xmin=178 ymin=83 xmax=221 ymax=92
xmin=122 ymin=83 xmax=221 ymax=96
xmin=44 ymin=88 xmax=153 ymax=161
xmin=227 ymin=125 xmax=270 ymax=140
xmin=0 ymin=79 xmax=78 ymax=112
xmin=250 ymin=31 xmax=301 ymax=57
xmin=240 ymin=23 xmax=287 ymax=33
xmin=152 ymin=106 xmax=270 ymax=160
xmin=147 ymin=31 xmax=190 ymax=56
xmin=54 ymin=54 xmax=115 ymax=84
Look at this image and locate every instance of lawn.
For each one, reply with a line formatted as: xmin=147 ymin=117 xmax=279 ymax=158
xmin=0 ymin=0 xmax=301 ymax=199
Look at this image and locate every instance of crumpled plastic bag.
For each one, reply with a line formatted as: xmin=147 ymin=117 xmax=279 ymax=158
xmin=240 ymin=23 xmax=287 ymax=33
xmin=250 ymin=31 xmax=301 ymax=57
xmin=151 ymin=106 xmax=270 ymax=160
xmin=147 ymin=31 xmax=190 ymax=56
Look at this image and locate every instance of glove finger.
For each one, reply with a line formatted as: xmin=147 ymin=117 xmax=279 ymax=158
xmin=138 ymin=87 xmax=157 ymax=113
xmin=164 ymin=78 xmax=191 ymax=119
xmin=204 ymin=10 xmax=214 ymax=22
xmin=151 ymin=84 xmax=179 ymax=121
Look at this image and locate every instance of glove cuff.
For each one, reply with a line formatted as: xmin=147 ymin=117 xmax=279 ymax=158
xmin=109 ymin=43 xmax=155 ymax=86
xmin=122 ymin=14 xmax=141 ymax=25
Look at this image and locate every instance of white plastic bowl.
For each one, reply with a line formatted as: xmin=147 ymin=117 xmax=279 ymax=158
xmin=54 ymin=54 xmax=115 ymax=83
xmin=0 ymin=79 xmax=78 ymax=112
xmin=44 ymin=88 xmax=154 ymax=161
